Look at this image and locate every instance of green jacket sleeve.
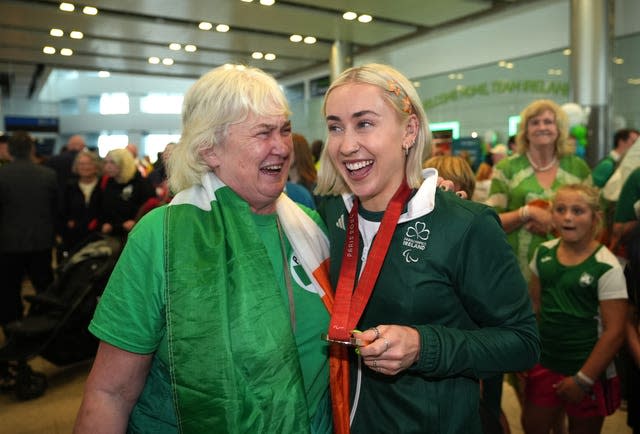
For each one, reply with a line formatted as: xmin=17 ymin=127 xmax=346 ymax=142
xmin=413 ymin=208 xmax=540 ymax=378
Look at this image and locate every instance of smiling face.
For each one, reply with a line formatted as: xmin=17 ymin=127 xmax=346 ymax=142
xmin=325 ymin=83 xmax=417 ymax=211
xmin=552 ymin=189 xmax=598 ymax=245
xmin=526 ymin=109 xmax=559 ymax=150
xmin=202 ymin=112 xmax=292 ymax=214
xmin=75 ymin=153 xmax=98 ymax=180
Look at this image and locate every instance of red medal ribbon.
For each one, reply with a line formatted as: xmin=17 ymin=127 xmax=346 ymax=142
xmin=328 ymin=182 xmax=411 ymax=340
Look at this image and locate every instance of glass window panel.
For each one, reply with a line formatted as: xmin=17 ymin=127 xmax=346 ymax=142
xmin=140 ymin=94 xmax=183 ymax=114
xmin=100 ymin=93 xmax=129 ymax=115
xmin=143 ymin=134 xmax=181 ymax=163
xmin=97 ymin=134 xmax=128 ymax=157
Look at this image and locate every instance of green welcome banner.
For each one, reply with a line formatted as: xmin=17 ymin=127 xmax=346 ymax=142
xmin=423 ymin=80 xmax=569 ymax=110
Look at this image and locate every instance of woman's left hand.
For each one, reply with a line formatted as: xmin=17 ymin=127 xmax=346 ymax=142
xmin=554 ymin=376 xmax=586 ymax=404
xmin=355 ymin=325 xmax=421 ymax=376
xmin=524 ymin=206 xmax=553 ymax=236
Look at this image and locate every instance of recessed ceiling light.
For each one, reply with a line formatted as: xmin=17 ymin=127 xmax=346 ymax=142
xmin=162 ymin=58 xmax=174 ymax=66
xmin=290 ymin=34 xmax=302 ymax=43
xmin=506 ymin=62 xmax=514 ymax=69
xmin=216 ymin=24 xmax=230 ymax=32
xmin=50 ymin=28 xmax=64 ymax=37
xmin=264 ymin=53 xmax=276 ymax=61
xmin=413 ymin=82 xmax=421 ymax=88
xmin=613 ymin=57 xmax=624 ymax=65
xmin=498 ymin=60 xmax=506 ymax=67
xmin=563 ymin=48 xmax=572 ymax=56
xmin=59 ymin=2 xmax=74 ymax=12
xmin=448 ymin=74 xmax=455 ymax=80
xmin=148 ymin=56 xmax=160 ymax=64
xmin=82 ymin=6 xmax=98 ymax=15
xmin=60 ymin=48 xmax=73 ymax=56
xmin=357 ymin=14 xmax=372 ymax=23
xmin=43 ymin=46 xmax=56 ymax=54
xmin=98 ymin=70 xmax=110 ymax=78
xmin=169 ymin=43 xmax=182 ymax=51
xmin=342 ymin=11 xmax=357 ymax=20
xmin=198 ymin=22 xmax=213 ymax=31
xmin=184 ymin=44 xmax=197 ymax=52
xmin=241 ymin=0 xmax=253 ymax=2
xmin=69 ymin=31 xmax=83 ymax=39
xmin=252 ymin=52 xmax=264 ymax=59
xmin=303 ymin=36 xmax=316 ymax=44
xmin=260 ymin=0 xmax=275 ymax=5
xmin=456 ymin=73 xmax=463 ymax=79
xmin=627 ymin=78 xmax=640 ymax=85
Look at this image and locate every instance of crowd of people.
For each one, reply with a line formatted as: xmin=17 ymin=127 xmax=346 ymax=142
xmin=0 ymin=133 xmax=172 ymax=341
xmin=0 ymin=61 xmax=638 ymax=434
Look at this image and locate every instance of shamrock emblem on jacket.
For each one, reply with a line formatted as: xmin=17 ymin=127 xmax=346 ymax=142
xmin=406 ymin=221 xmax=430 ymax=241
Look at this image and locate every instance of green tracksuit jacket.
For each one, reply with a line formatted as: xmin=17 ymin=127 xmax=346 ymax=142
xmin=318 ymin=169 xmax=540 ymax=434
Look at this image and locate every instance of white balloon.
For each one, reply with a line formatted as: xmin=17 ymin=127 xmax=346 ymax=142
xmin=613 ymin=115 xmax=627 ymax=131
xmin=561 ymin=102 xmax=586 ymax=127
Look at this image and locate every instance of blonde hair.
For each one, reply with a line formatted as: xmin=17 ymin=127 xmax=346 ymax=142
xmin=516 ymin=99 xmax=571 ymax=156
xmin=552 ymin=184 xmax=603 ymax=238
xmin=315 ymin=63 xmax=431 ymax=195
xmin=106 ymin=148 xmax=137 ymax=184
xmin=423 ymin=155 xmax=475 ymax=199
xmin=168 ymin=66 xmax=291 ymax=193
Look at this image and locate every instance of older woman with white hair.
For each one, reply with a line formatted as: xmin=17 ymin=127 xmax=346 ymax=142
xmin=74 ymin=66 xmax=343 ymax=434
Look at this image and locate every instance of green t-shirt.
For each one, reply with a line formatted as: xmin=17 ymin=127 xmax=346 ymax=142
xmin=89 ymin=205 xmax=331 ymax=433
xmin=530 ymin=239 xmax=627 ymax=375
xmin=592 ymin=154 xmax=617 ymax=188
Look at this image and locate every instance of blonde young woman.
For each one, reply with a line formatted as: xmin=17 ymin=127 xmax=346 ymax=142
xmin=315 ymin=63 xmax=540 ymax=434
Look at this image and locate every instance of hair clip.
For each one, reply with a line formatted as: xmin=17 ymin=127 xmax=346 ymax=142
xmin=387 ymin=80 xmax=402 ymax=97
xmin=402 ymin=96 xmax=412 ymax=114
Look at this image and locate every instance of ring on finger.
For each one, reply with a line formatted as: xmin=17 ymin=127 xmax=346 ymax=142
xmin=371 ymin=326 xmax=381 ymax=340
xmin=383 ymin=338 xmax=390 ymax=352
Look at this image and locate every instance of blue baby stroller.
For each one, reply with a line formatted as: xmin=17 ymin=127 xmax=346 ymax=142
xmin=0 ymin=234 xmax=121 ymax=400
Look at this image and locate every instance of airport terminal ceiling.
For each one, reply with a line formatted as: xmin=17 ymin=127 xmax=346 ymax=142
xmin=0 ymin=0 xmax=547 ymax=100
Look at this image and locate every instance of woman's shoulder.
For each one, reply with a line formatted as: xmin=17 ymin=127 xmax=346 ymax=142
xmin=559 ymin=154 xmax=590 ymax=172
xmin=129 ymin=205 xmax=167 ymax=241
xmin=315 ymin=194 xmax=345 ymax=218
xmin=495 ymin=153 xmax=528 ymax=174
